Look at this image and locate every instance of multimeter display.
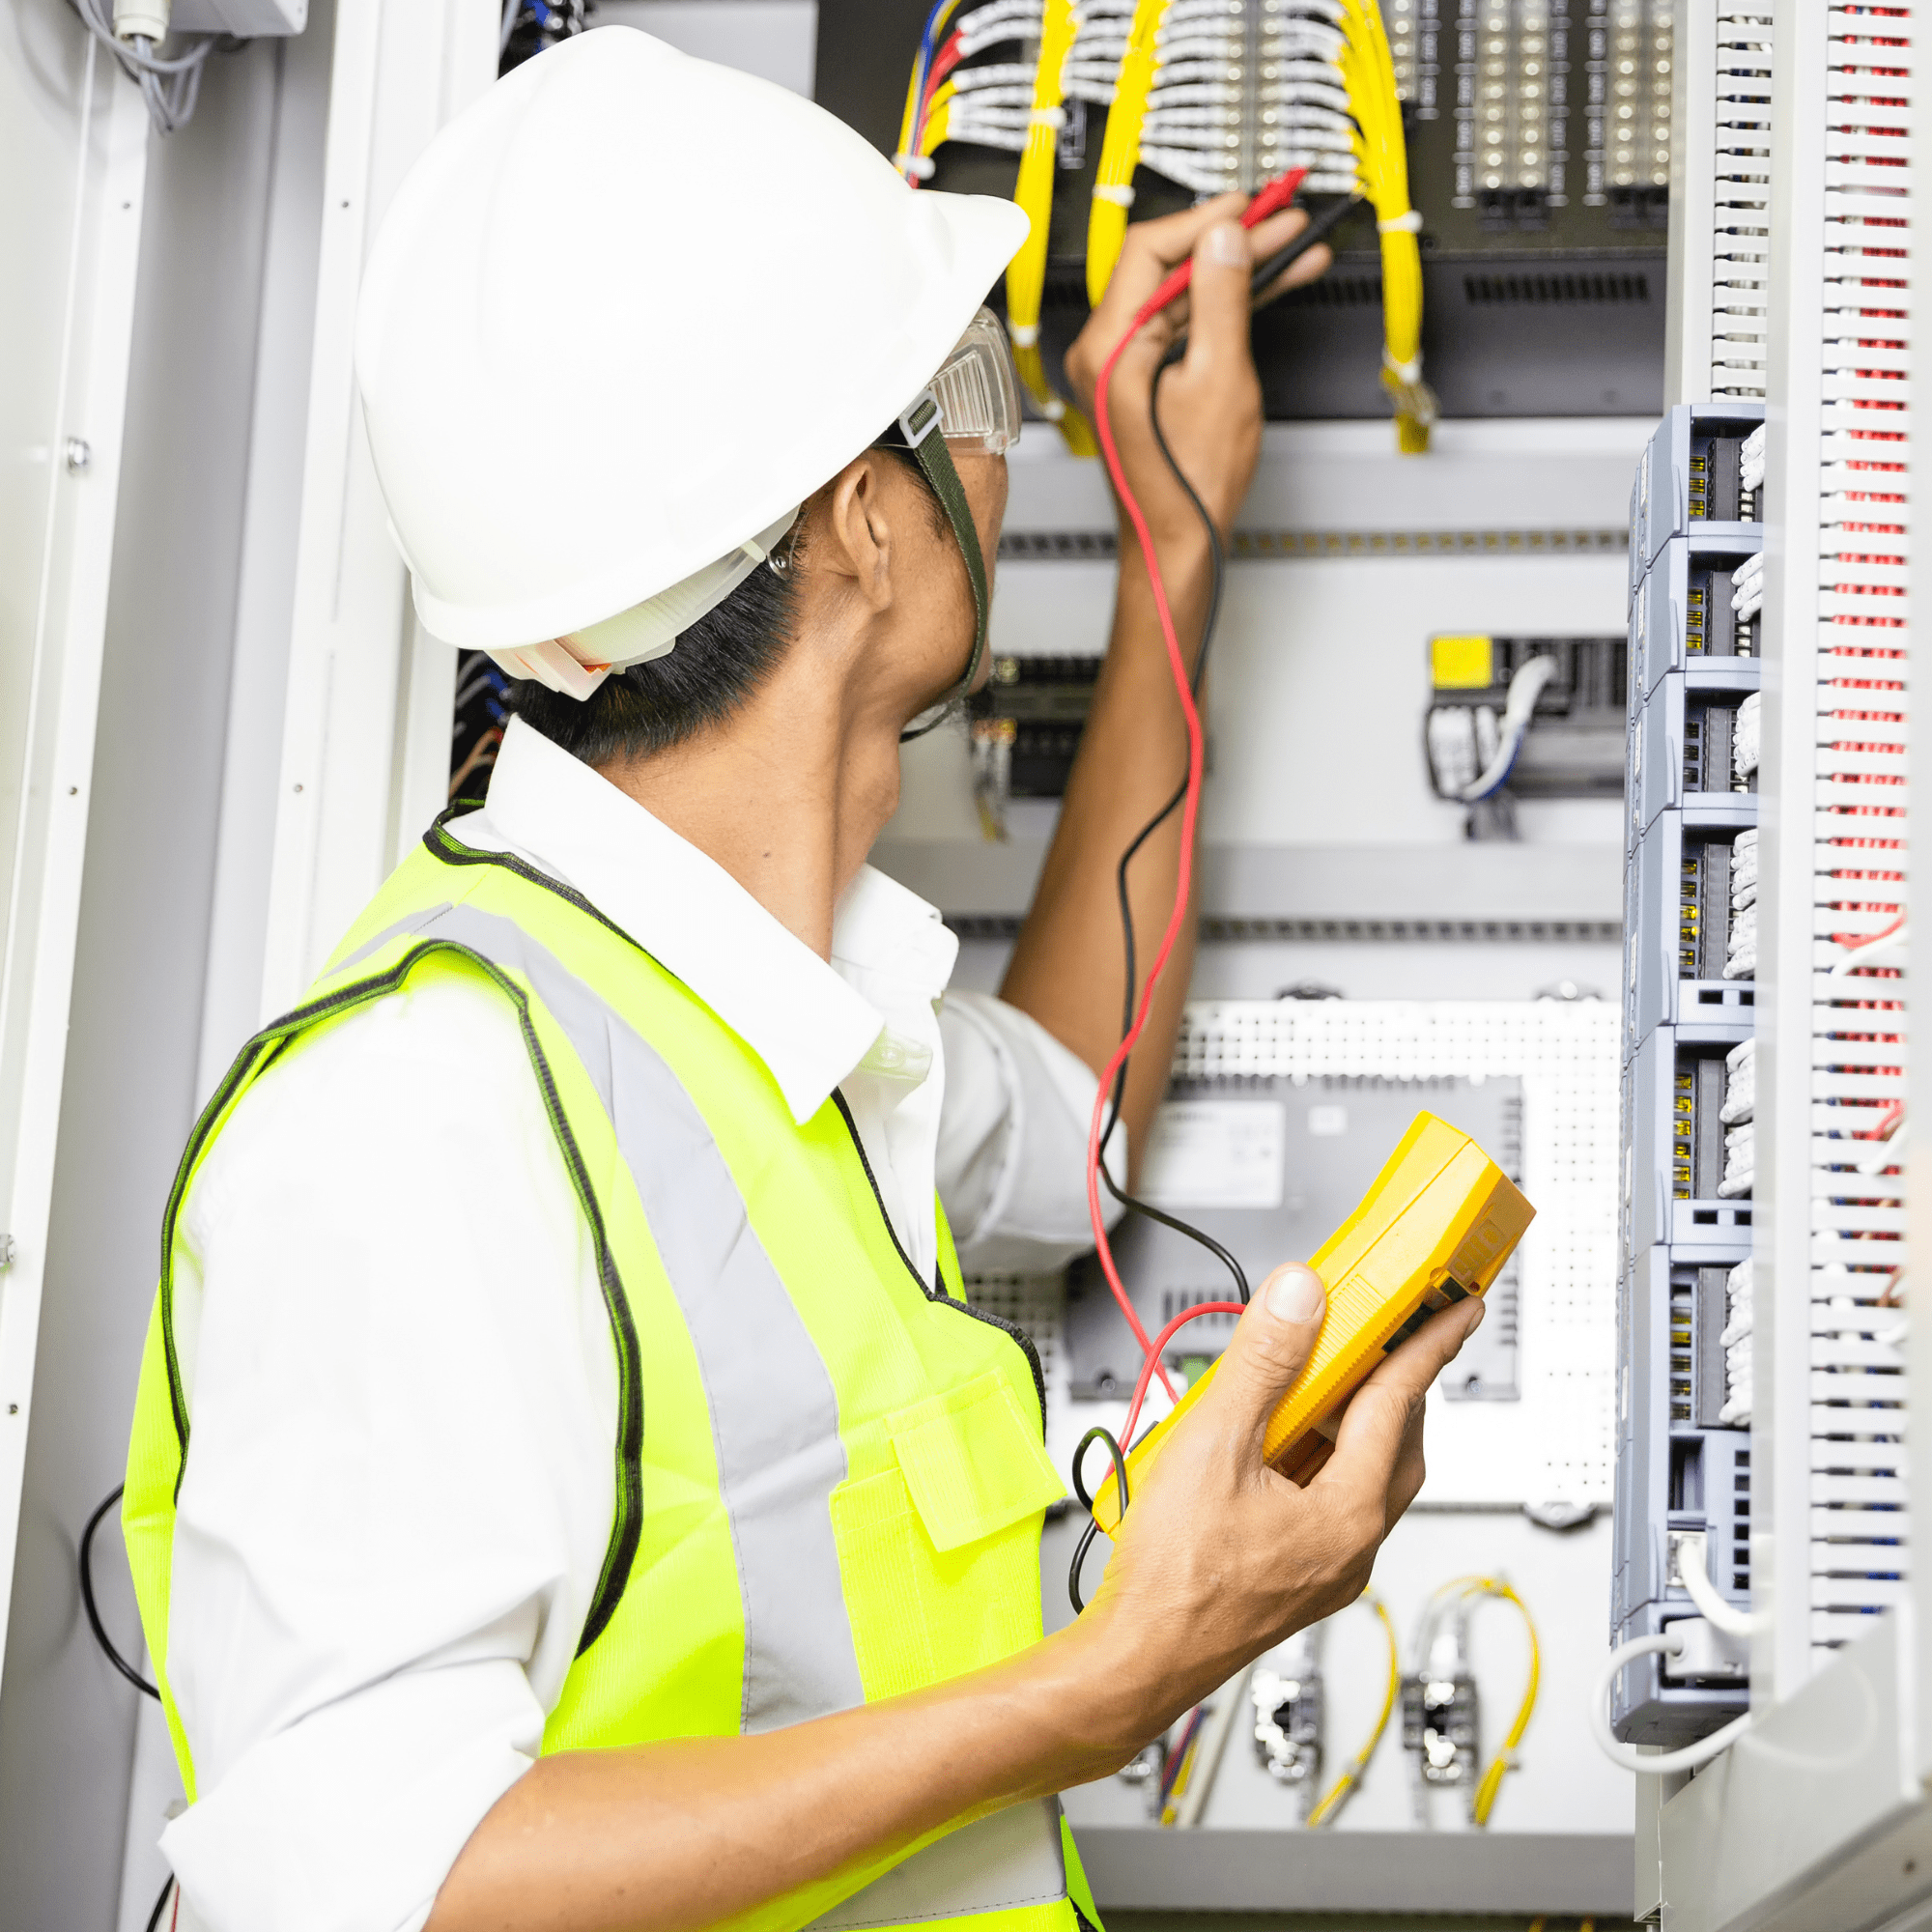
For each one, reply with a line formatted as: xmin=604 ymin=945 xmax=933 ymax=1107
xmin=1091 ymin=1112 xmax=1534 ymax=1530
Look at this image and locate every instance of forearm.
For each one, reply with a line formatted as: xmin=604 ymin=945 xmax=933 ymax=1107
xmin=999 ymin=524 xmax=1214 ymax=1168
xmin=427 ymin=1613 xmax=1168 ymax=1932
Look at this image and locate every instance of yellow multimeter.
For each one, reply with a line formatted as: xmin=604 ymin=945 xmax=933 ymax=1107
xmin=1090 ymin=1112 xmax=1534 ymax=1531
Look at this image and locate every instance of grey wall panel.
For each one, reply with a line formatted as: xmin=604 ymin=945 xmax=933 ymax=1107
xmin=0 ymin=39 xmax=285 ymax=1932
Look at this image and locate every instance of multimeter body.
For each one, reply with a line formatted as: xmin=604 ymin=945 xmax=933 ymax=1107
xmin=1090 ymin=1112 xmax=1534 ymax=1531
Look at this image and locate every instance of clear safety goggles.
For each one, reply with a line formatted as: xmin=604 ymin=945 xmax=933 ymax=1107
xmin=877 ymin=306 xmax=1022 ymax=456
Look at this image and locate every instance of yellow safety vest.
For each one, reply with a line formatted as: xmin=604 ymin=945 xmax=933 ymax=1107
xmin=125 ymin=812 xmax=1104 ymax=1932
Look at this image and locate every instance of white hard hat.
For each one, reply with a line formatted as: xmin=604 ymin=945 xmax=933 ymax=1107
xmin=355 ymin=26 xmax=1028 ymax=696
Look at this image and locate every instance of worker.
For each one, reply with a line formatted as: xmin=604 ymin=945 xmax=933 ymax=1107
xmin=122 ymin=28 xmax=1481 ymax=1932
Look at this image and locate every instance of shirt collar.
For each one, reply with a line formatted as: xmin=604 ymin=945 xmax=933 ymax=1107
xmin=457 ymin=717 xmax=956 ymax=1125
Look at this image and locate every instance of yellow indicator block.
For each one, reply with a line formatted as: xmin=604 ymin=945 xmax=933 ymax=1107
xmin=1090 ymin=1113 xmax=1534 ymax=1532
xmin=1431 ymin=634 xmax=1495 ymax=690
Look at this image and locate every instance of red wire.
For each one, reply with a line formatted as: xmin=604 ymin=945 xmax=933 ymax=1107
xmin=1083 ymin=169 xmax=1306 ymax=1408
xmin=909 ymin=26 xmax=965 ymax=169
xmin=1122 ymin=1301 xmax=1245 ymax=1454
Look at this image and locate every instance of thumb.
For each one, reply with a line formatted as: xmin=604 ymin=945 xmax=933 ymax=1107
xmin=1181 ymin=220 xmax=1255 ymax=373
xmin=1208 ymin=1264 xmax=1326 ymax=1451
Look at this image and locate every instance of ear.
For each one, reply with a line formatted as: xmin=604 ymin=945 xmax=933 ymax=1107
xmin=815 ymin=453 xmax=899 ymax=614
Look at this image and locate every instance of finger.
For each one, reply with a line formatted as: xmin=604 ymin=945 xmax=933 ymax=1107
xmin=1309 ymin=1298 xmax=1485 ymax=1502
xmin=1094 ymin=193 xmax=1247 ymax=327
xmin=1179 ymin=221 xmax=1254 ymax=373
xmin=1196 ymin=1264 xmax=1326 ymax=1458
xmin=1254 ymin=242 xmax=1332 ymax=312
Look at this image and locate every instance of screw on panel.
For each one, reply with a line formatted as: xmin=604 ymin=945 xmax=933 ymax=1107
xmin=65 ymin=439 xmax=92 ymax=474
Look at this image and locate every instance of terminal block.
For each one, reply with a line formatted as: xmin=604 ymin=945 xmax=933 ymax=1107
xmin=1623 ymin=1028 xmax=1754 ymax=1259
xmin=1629 ymin=402 xmax=1767 ymax=607
xmin=1623 ymin=811 xmax=1758 ymax=1052
xmin=964 ymin=655 xmax=1099 ymax=800
xmin=1627 ymin=672 xmax=1760 ymax=855
xmin=1617 ymin=404 xmax=1761 ymax=1746
xmin=1402 ymin=1617 xmax=1480 ymax=1821
xmin=1631 ymin=532 xmax=1766 ymax=703
xmin=1611 ymin=1251 xmax=1752 ymax=1743
xmin=1251 ymin=1628 xmax=1324 ymax=1815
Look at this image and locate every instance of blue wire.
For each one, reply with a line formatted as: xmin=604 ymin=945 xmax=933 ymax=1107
xmin=906 ymin=0 xmax=958 ymax=160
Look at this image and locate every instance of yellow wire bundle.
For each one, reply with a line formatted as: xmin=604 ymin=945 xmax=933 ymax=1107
xmin=896 ymin=0 xmax=1098 ymax=452
xmin=1008 ymin=0 xmax=1099 ymax=452
xmin=1084 ymin=0 xmax=1436 ymax=453
xmin=1332 ymin=0 xmax=1436 ymax=451
xmin=1085 ymin=0 xmax=1168 ymax=307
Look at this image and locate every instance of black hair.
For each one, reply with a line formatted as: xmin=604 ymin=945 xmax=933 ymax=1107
xmin=513 ymin=448 xmax=947 ymax=765
xmin=512 ymin=543 xmax=802 ymax=765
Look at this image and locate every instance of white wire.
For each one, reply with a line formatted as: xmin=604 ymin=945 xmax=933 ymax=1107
xmin=68 ymin=0 xmax=217 ymax=132
xmin=1456 ymin=655 xmax=1559 ymax=803
xmin=1589 ymin=1634 xmax=1752 ymax=1776
xmin=1677 ymin=1536 xmax=1769 ymax=1638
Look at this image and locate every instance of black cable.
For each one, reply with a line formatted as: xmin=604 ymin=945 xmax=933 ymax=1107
xmin=1070 ymin=1424 xmax=1131 ymax=1516
xmin=81 ymin=1485 xmax=159 ymax=1700
xmin=1246 ymin=194 xmax=1365 ymax=302
xmin=144 ymin=1878 xmax=174 ymax=1932
xmin=1068 ymin=1427 xmax=1129 ymax=1615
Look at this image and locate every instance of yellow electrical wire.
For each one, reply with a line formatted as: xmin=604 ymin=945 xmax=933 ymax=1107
xmin=1086 ymin=0 xmax=1168 ymax=305
xmin=1417 ymin=1574 xmax=1541 ymax=1826
xmin=1470 ymin=1578 xmax=1539 ymax=1825
xmin=1008 ymin=0 xmax=1099 ymax=453
xmin=1333 ymin=0 xmax=1435 ymax=450
xmin=1303 ymin=1588 xmax=1401 ymax=1829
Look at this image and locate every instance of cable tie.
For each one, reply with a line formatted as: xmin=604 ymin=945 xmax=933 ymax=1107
xmin=1009 ymin=322 xmax=1041 ymax=347
xmin=1092 ymin=182 xmax=1137 ymax=206
xmin=1377 ymin=209 xmax=1423 ymax=233
xmin=894 ymin=152 xmax=937 ymax=179
xmin=1030 ymin=105 xmax=1067 ymax=128
xmin=1382 ymin=349 xmax=1424 ymax=384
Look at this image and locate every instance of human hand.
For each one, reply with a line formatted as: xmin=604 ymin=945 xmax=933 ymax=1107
xmin=1075 ymin=1261 xmax=1483 ymax=1749
xmin=1061 ymin=195 xmax=1331 ymax=550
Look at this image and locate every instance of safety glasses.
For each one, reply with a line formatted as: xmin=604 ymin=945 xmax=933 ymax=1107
xmin=877 ymin=306 xmax=1022 ymax=456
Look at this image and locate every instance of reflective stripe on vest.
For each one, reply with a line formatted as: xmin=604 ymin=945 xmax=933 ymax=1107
xmin=123 ymin=830 xmax=1078 ymax=1932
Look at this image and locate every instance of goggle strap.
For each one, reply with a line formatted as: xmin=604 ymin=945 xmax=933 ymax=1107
xmin=899 ymin=404 xmax=990 ymax=744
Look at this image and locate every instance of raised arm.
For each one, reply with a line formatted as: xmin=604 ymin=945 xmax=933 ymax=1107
xmin=997 ymin=197 xmax=1329 ymax=1173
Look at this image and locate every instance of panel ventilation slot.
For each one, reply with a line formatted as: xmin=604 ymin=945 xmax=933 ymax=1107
xmin=1712 ymin=2 xmax=1774 ymax=398
xmin=1806 ymin=0 xmax=1913 ymax=1659
xmin=1461 ymin=270 xmax=1653 ymax=304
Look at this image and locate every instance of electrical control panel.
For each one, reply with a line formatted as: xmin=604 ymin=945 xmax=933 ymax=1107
xmin=1612 ymin=403 xmax=1762 ymax=1745
xmin=814 ymin=0 xmax=1670 ymax=419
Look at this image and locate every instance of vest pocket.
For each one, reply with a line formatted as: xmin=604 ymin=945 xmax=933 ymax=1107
xmin=829 ymin=1374 xmax=1066 ymax=1704
xmin=888 ymin=1373 xmax=1065 ymax=1550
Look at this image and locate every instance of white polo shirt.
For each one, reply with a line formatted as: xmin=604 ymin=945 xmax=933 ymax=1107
xmin=156 ymin=716 xmax=1119 ymax=1932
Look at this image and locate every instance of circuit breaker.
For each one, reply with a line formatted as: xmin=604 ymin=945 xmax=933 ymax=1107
xmin=1612 ymin=402 xmax=1762 ymax=1744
